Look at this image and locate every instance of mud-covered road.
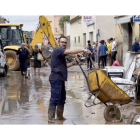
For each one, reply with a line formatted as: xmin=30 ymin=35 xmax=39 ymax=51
xmin=0 ymin=66 xmax=140 ymax=124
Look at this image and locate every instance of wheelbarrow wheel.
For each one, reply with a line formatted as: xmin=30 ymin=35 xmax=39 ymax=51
xmin=104 ymin=105 xmax=121 ymax=122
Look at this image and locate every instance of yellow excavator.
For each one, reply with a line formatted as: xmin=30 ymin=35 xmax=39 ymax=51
xmin=0 ymin=15 xmax=56 ymax=71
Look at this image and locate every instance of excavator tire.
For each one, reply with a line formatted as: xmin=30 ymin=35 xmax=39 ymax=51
xmin=5 ymin=50 xmax=20 ymax=71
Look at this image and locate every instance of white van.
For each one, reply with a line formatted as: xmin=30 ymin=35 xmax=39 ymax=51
xmin=0 ymin=39 xmax=8 ymax=77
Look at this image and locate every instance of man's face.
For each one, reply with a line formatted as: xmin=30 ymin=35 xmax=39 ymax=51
xmin=59 ymin=38 xmax=67 ymax=49
xmin=107 ymin=40 xmax=110 ymax=43
xmin=21 ymin=43 xmax=26 ymax=49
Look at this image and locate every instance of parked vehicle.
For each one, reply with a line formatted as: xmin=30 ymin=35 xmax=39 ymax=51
xmin=0 ymin=38 xmax=8 ymax=77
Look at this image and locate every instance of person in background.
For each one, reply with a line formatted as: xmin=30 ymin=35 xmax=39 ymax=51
xmin=110 ymin=38 xmax=117 ymax=65
xmin=16 ymin=43 xmax=31 ymax=78
xmin=32 ymin=45 xmax=44 ymax=75
xmin=106 ymin=39 xmax=112 ymax=66
xmin=132 ymin=38 xmax=140 ymax=52
xmin=97 ymin=42 xmax=101 ymax=68
xmin=85 ymin=40 xmax=94 ymax=70
xmin=98 ymin=40 xmax=108 ymax=68
xmin=92 ymin=41 xmax=97 ymax=62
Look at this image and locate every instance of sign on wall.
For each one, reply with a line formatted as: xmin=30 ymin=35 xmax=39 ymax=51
xmin=83 ymin=16 xmax=93 ymax=24
xmin=133 ymin=15 xmax=140 ymax=22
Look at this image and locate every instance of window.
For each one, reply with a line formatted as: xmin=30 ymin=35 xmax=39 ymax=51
xmin=78 ymin=36 xmax=80 ymax=43
xmin=0 ymin=26 xmax=23 ymax=46
xmin=75 ymin=37 xmax=76 ymax=43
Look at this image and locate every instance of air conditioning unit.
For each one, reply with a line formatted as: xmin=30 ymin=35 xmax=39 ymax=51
xmin=105 ymin=66 xmax=125 ymax=79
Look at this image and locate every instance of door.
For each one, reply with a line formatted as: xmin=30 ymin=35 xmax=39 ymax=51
xmin=128 ymin=23 xmax=132 ymax=51
xmin=83 ymin=33 xmax=86 ymax=47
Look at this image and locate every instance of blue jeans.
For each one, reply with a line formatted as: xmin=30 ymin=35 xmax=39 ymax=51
xmin=49 ymin=80 xmax=66 ymax=106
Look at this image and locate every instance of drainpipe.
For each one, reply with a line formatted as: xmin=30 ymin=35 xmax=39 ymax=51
xmin=96 ymin=33 xmax=98 ymax=44
xmin=96 ymin=29 xmax=100 ymax=44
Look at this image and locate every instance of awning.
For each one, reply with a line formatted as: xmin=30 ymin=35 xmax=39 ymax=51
xmin=115 ymin=16 xmax=132 ymax=24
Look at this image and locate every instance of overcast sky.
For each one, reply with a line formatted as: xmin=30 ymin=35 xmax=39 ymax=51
xmin=2 ymin=15 xmax=39 ymax=31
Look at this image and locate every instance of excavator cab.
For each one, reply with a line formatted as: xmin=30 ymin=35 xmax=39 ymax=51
xmin=0 ymin=25 xmax=24 ymax=47
xmin=0 ymin=24 xmax=25 ymax=71
xmin=0 ymin=16 xmax=56 ymax=71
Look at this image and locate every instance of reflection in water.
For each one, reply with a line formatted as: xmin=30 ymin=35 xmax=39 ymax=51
xmin=34 ymin=76 xmax=43 ymax=92
xmin=2 ymin=77 xmax=30 ymax=115
xmin=19 ymin=79 xmax=30 ymax=103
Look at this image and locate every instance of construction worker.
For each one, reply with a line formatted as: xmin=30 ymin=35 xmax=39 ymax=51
xmin=48 ymin=36 xmax=91 ymax=122
xmin=16 ymin=43 xmax=31 ymax=78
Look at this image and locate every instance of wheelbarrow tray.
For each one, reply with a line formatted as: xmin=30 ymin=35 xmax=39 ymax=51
xmin=88 ymin=69 xmax=131 ymax=105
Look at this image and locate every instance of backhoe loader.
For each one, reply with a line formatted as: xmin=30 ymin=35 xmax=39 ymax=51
xmin=0 ymin=15 xmax=56 ymax=71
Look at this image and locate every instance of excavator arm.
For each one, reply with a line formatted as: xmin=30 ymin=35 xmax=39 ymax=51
xmin=29 ymin=15 xmax=56 ymax=50
xmin=39 ymin=15 xmax=56 ymax=49
xmin=30 ymin=27 xmax=44 ymax=48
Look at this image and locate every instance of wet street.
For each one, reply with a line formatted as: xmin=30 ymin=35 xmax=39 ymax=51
xmin=0 ymin=66 xmax=140 ymax=124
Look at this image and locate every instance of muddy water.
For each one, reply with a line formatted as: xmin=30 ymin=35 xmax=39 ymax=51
xmin=0 ymin=67 xmax=140 ymax=124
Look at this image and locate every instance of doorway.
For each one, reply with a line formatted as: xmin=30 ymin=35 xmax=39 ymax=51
xmin=128 ymin=23 xmax=132 ymax=51
xmin=83 ymin=33 xmax=86 ymax=47
xmin=89 ymin=32 xmax=93 ymax=43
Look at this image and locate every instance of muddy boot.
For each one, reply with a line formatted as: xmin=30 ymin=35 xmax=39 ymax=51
xmin=21 ymin=71 xmax=24 ymax=76
xmin=48 ymin=105 xmax=56 ymax=123
xmin=56 ymin=105 xmax=66 ymax=120
xmin=25 ymin=71 xmax=28 ymax=78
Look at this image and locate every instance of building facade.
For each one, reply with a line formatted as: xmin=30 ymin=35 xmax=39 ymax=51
xmin=64 ymin=22 xmax=70 ymax=49
xmin=45 ymin=15 xmax=63 ymax=38
xmin=70 ymin=15 xmax=115 ymax=49
xmin=70 ymin=16 xmax=83 ymax=49
xmin=115 ymin=15 xmax=140 ymax=65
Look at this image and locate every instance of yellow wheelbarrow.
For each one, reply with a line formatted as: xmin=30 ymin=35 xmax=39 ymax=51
xmin=77 ymin=56 xmax=131 ymax=122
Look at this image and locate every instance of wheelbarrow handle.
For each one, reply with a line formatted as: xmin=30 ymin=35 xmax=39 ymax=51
xmin=89 ymin=55 xmax=100 ymax=89
xmin=76 ymin=58 xmax=92 ymax=93
xmin=89 ymin=54 xmax=96 ymax=70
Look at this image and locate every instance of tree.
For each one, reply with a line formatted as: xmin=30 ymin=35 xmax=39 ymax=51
xmin=59 ymin=16 xmax=70 ymax=35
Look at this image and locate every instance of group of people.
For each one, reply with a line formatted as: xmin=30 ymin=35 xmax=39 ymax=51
xmin=15 ymin=36 xmax=140 ymax=123
xmin=16 ymin=43 xmax=43 ymax=78
xmin=85 ymin=38 xmax=117 ymax=69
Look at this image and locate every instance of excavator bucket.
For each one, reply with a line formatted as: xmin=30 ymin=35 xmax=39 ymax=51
xmin=39 ymin=15 xmax=56 ymax=49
